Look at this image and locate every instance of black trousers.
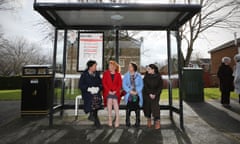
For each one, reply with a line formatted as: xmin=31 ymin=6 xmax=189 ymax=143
xmin=221 ymin=90 xmax=230 ymax=105
xmin=126 ymin=102 xmax=140 ymax=127
xmin=92 ymin=110 xmax=101 ymax=128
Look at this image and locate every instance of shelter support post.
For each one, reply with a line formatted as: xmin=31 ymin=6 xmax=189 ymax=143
xmin=167 ymin=30 xmax=173 ymax=120
xmin=60 ymin=29 xmax=68 ymax=116
xmin=49 ymin=28 xmax=58 ymax=127
xmin=115 ymin=29 xmax=119 ymax=63
xmin=177 ymin=29 xmax=184 ymax=130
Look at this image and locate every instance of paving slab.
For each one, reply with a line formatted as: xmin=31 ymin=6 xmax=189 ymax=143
xmin=0 ymin=100 xmax=239 ymax=144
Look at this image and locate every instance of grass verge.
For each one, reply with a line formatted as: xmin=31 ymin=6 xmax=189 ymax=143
xmin=0 ymin=88 xmax=238 ymax=101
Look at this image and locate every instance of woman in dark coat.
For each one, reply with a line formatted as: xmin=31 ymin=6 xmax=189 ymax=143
xmin=79 ymin=60 xmax=102 ymax=128
xmin=143 ymin=64 xmax=163 ymax=129
xmin=217 ymin=57 xmax=234 ymax=108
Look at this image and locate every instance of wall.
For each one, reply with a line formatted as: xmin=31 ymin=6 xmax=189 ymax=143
xmin=210 ymin=46 xmax=238 ymax=86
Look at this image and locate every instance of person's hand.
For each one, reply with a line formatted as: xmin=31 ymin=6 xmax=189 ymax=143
xmin=88 ymin=87 xmax=99 ymax=94
xmin=109 ymin=91 xmax=114 ymax=95
xmin=150 ymin=94 xmax=156 ymax=99
xmin=92 ymin=87 xmax=99 ymax=94
xmin=130 ymin=90 xmax=137 ymax=95
xmin=87 ymin=87 xmax=92 ymax=93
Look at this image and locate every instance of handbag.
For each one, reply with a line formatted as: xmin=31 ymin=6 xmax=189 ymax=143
xmin=128 ymin=95 xmax=138 ymax=103
xmin=127 ymin=95 xmax=139 ymax=110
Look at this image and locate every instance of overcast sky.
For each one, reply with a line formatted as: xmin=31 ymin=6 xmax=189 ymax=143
xmin=0 ymin=0 xmax=239 ymax=66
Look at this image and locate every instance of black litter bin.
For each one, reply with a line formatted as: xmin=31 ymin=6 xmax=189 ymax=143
xmin=182 ymin=68 xmax=204 ymax=102
xmin=21 ymin=65 xmax=52 ymax=116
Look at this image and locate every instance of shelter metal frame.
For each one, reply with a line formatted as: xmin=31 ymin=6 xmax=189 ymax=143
xmin=33 ymin=0 xmax=201 ymax=130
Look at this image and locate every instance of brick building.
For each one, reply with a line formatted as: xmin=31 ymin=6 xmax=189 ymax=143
xmin=209 ymin=38 xmax=240 ymax=86
xmin=105 ymin=39 xmax=141 ymax=74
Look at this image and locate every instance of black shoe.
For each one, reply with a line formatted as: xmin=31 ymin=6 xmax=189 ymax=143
xmin=134 ymin=123 xmax=140 ymax=128
xmin=94 ymin=120 xmax=102 ymax=128
xmin=126 ymin=123 xmax=131 ymax=127
xmin=88 ymin=112 xmax=95 ymax=121
xmin=223 ymin=104 xmax=231 ymax=108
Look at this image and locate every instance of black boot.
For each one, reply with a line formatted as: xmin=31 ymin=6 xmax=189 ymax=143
xmin=126 ymin=109 xmax=131 ymax=127
xmin=88 ymin=111 xmax=95 ymax=122
xmin=135 ymin=109 xmax=140 ymax=128
xmin=93 ymin=110 xmax=101 ymax=128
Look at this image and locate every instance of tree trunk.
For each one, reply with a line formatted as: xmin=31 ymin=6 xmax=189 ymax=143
xmin=184 ymin=43 xmax=194 ymax=66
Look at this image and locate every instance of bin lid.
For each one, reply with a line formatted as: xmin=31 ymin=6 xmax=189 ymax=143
xmin=23 ymin=65 xmax=53 ymax=76
xmin=23 ymin=65 xmax=52 ymax=68
xmin=183 ymin=67 xmax=203 ymax=70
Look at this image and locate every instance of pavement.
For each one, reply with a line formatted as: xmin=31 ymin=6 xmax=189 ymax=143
xmin=0 ymin=99 xmax=240 ymax=144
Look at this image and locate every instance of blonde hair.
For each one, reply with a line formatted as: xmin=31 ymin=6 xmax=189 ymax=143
xmin=109 ymin=60 xmax=121 ymax=73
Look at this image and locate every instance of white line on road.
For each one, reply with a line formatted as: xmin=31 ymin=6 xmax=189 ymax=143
xmin=87 ymin=129 xmax=104 ymax=143
xmin=161 ymin=129 xmax=178 ymax=144
xmin=109 ymin=129 xmax=124 ymax=143
xmin=103 ymin=129 xmax=113 ymax=141
xmin=44 ymin=130 xmax=68 ymax=144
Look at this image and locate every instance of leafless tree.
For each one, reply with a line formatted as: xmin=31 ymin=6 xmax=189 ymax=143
xmin=178 ymin=0 xmax=240 ymax=66
xmin=0 ymin=0 xmax=19 ymax=11
xmin=0 ymin=37 xmax=50 ymax=76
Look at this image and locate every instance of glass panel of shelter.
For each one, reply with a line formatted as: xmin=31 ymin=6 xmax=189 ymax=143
xmin=63 ymin=30 xmax=117 ymax=103
xmin=56 ymin=29 xmax=180 ymax=114
xmin=53 ymin=30 xmax=65 ymax=106
xmin=169 ymin=30 xmax=180 ymax=110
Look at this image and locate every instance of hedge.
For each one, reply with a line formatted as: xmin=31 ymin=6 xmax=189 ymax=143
xmin=0 ymin=76 xmax=22 ymax=90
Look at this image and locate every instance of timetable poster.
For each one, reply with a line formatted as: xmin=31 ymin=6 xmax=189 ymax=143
xmin=78 ymin=32 xmax=104 ymax=71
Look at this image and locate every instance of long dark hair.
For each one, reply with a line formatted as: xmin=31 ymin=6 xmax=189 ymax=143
xmin=130 ymin=62 xmax=138 ymax=72
xmin=149 ymin=64 xmax=159 ymax=74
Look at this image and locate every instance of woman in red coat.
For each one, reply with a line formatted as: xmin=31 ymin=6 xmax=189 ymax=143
xmin=102 ymin=60 xmax=122 ymax=127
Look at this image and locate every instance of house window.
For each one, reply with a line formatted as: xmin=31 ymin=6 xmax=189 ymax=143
xmin=119 ymin=59 xmax=125 ymax=67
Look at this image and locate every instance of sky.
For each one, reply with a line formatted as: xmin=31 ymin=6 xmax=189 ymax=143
xmin=0 ymin=0 xmax=239 ymax=66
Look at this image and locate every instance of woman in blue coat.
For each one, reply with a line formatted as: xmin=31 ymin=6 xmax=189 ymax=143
xmin=79 ymin=60 xmax=102 ymax=128
xmin=123 ymin=62 xmax=143 ymax=127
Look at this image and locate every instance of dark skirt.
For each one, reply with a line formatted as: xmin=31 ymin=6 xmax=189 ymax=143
xmin=91 ymin=94 xmax=102 ymax=110
xmin=107 ymin=94 xmax=118 ymax=100
xmin=143 ymin=96 xmax=160 ymax=119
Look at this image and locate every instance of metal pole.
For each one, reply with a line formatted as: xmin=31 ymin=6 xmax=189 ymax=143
xmin=234 ymin=32 xmax=240 ymax=54
xmin=49 ymin=28 xmax=58 ymax=127
xmin=177 ymin=30 xmax=184 ymax=130
xmin=115 ymin=29 xmax=119 ymax=63
xmin=60 ymin=29 xmax=68 ymax=116
xmin=167 ymin=30 xmax=173 ymax=120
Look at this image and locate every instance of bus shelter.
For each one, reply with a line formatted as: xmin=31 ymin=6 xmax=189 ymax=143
xmin=33 ymin=0 xmax=201 ymax=130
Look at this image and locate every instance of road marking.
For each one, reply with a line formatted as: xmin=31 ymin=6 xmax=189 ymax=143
xmin=128 ymin=128 xmax=135 ymax=134
xmin=109 ymin=129 xmax=124 ymax=143
xmin=31 ymin=129 xmax=57 ymax=144
xmin=162 ymin=129 xmax=178 ymax=144
xmin=44 ymin=130 xmax=68 ymax=144
xmin=137 ymin=129 xmax=142 ymax=139
xmin=87 ymin=129 xmax=104 ymax=142
xmin=103 ymin=129 xmax=113 ymax=141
